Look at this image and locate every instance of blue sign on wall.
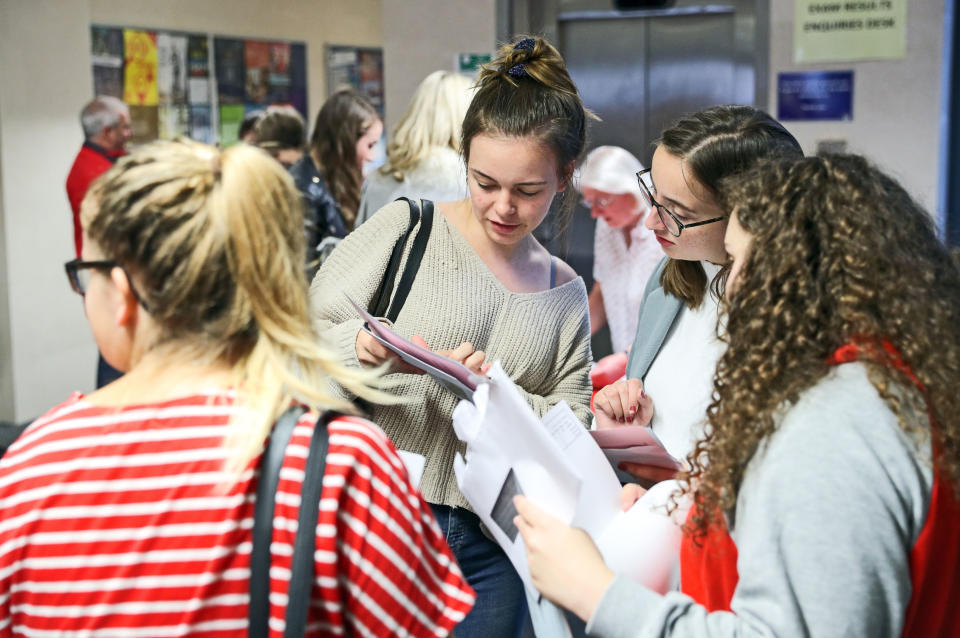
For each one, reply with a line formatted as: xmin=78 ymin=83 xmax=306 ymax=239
xmin=777 ymin=70 xmax=854 ymax=121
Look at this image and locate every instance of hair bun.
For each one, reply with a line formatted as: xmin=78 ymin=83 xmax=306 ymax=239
xmin=500 ymin=37 xmax=540 ymax=76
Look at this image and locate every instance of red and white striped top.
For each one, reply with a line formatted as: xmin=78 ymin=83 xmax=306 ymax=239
xmin=0 ymin=392 xmax=475 ymax=637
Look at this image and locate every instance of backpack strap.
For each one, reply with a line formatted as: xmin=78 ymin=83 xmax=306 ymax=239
xmin=249 ymin=406 xmax=335 ymax=638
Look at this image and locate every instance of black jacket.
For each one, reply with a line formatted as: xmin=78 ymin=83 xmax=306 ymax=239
xmin=289 ymin=155 xmax=348 ymax=278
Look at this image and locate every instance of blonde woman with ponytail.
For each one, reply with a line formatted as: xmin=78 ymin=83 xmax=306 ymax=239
xmin=312 ymin=36 xmax=595 ymax=637
xmin=0 ymin=140 xmax=474 ymax=635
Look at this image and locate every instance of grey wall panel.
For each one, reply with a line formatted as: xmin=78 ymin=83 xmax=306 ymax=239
xmin=645 ymin=13 xmax=736 ymax=160
xmin=560 ymin=17 xmax=648 ymax=162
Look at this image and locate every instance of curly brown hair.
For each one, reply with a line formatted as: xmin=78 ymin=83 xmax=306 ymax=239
xmin=684 ymin=154 xmax=960 ymax=535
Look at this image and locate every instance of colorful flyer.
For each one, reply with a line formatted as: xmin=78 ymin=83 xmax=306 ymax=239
xmin=268 ymin=42 xmax=291 ymax=103
xmin=244 ymin=40 xmax=270 ymax=104
xmin=214 ymin=38 xmax=245 ymax=105
xmin=189 ymin=105 xmax=213 ymax=144
xmin=289 ymin=43 xmax=308 ymax=118
xmin=123 ymin=29 xmax=158 ymax=106
xmin=159 ymin=104 xmax=190 ymax=139
xmin=129 ymin=105 xmax=159 ymax=144
xmin=157 ymin=33 xmax=188 ymax=104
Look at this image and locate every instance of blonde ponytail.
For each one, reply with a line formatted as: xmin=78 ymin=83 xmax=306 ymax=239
xmin=83 ymin=139 xmax=392 ymax=471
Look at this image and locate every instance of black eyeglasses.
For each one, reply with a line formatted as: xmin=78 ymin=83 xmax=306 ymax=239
xmin=64 ymin=258 xmax=151 ymax=313
xmin=636 ymin=168 xmax=724 ymax=237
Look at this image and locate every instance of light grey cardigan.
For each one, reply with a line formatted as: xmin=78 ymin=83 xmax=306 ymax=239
xmin=310 ymin=200 xmax=593 ymax=507
xmin=625 ymin=258 xmax=683 ymax=381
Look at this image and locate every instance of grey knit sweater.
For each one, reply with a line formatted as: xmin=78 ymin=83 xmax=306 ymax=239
xmin=310 ymin=200 xmax=593 ymax=507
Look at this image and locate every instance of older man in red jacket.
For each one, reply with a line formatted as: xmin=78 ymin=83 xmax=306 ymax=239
xmin=65 ymin=96 xmax=131 ymax=258
xmin=65 ymin=96 xmax=132 ymax=387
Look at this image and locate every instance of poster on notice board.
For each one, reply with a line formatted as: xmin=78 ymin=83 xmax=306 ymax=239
xmin=89 ymin=26 xmax=307 ymax=147
xmin=325 ymin=45 xmax=385 ymax=118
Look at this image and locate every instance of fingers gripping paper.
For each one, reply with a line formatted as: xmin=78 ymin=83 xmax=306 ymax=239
xmin=452 ymin=364 xmax=689 ymax=637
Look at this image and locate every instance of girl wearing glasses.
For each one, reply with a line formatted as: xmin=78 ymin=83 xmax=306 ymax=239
xmin=0 ymin=140 xmax=476 ymax=635
xmin=515 ymin=153 xmax=960 ymax=638
xmin=592 ymin=105 xmax=802 ymax=481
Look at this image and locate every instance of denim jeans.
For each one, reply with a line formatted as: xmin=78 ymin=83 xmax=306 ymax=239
xmin=431 ymin=504 xmax=529 ymax=638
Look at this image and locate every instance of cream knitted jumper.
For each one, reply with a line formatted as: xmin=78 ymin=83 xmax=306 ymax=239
xmin=310 ymin=200 xmax=593 ymax=508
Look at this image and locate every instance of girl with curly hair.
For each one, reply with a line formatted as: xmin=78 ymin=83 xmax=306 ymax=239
xmin=515 ymin=154 xmax=960 ymax=637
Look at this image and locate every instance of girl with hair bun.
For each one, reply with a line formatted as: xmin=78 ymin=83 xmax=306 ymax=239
xmin=515 ymin=153 xmax=960 ymax=638
xmin=0 ymin=139 xmax=475 ymax=635
xmin=312 ymin=36 xmax=595 ymax=636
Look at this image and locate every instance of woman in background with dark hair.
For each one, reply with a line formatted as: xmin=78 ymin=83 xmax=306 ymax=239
xmin=312 ymin=36 xmax=595 ymax=637
xmin=516 ymin=153 xmax=960 ymax=638
xmin=254 ymin=104 xmax=305 ymax=167
xmin=290 ymin=89 xmax=383 ymax=275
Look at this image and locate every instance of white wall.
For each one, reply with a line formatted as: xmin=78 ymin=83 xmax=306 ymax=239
xmin=0 ymin=0 xmax=382 ymax=422
xmin=381 ymin=0 xmax=497 ymax=133
xmin=769 ymin=1 xmax=945 ymax=214
xmin=0 ymin=0 xmax=95 ymax=422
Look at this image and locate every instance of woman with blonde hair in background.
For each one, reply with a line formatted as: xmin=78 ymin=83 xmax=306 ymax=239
xmin=356 ymin=70 xmax=474 ymax=225
xmin=0 ymin=139 xmax=474 ymax=635
xmin=290 ymin=88 xmax=383 ymax=275
xmin=515 ymin=153 xmax=960 ymax=637
xmin=312 ymin=36 xmax=595 ymax=637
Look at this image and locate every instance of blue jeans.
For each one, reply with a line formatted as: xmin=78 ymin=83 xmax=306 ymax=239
xmin=431 ymin=504 xmax=529 ymax=638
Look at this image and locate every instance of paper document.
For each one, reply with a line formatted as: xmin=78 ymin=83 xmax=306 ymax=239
xmin=451 ymin=365 xmax=688 ymax=637
xmin=346 ymin=294 xmax=484 ymax=402
xmin=590 ymin=425 xmax=685 ymax=471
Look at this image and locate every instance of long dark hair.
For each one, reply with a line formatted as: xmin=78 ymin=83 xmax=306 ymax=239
xmin=657 ymin=105 xmax=802 ymax=308
xmin=309 ymin=89 xmax=379 ymax=229
xmin=461 ymin=36 xmax=598 ymax=239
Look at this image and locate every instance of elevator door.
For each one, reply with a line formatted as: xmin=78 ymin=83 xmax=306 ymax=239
xmin=561 ymin=9 xmax=736 ymax=169
xmin=559 ymin=10 xmax=737 ymax=356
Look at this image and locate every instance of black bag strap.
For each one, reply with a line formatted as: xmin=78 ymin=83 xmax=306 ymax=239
xmin=386 ymin=199 xmax=433 ymax=323
xmin=283 ymin=410 xmax=333 ymax=636
xmin=249 ymin=406 xmax=335 ymax=638
xmin=369 ymin=198 xmax=433 ymax=323
xmin=370 ymin=198 xmax=420 ymax=318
